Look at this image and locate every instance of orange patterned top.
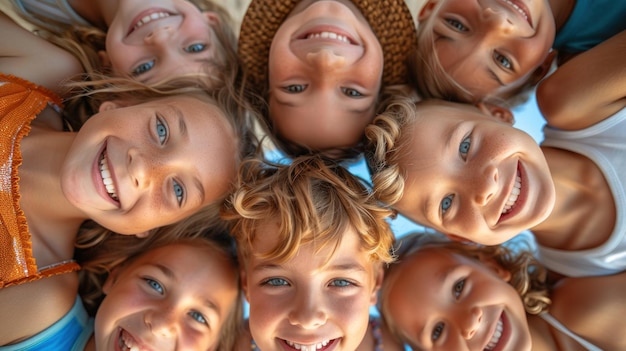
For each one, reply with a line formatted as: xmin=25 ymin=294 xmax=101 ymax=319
xmin=0 ymin=74 xmax=79 ymax=289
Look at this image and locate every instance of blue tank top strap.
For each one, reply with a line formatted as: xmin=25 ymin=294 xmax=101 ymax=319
xmin=0 ymin=296 xmax=94 ymax=351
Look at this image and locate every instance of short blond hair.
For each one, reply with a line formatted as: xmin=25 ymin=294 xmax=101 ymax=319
xmin=222 ymin=155 xmax=396 ymax=265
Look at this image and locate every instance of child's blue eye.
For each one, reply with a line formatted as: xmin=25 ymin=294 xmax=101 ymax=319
xmin=445 ymin=18 xmax=467 ymax=32
xmin=494 ymin=52 xmax=513 ymax=70
xmin=453 ymin=279 xmax=465 ymax=298
xmin=133 ymin=60 xmax=155 ymax=75
xmin=173 ymin=180 xmax=184 ymax=205
xmin=441 ymin=195 xmax=454 ymax=215
xmin=264 ymin=278 xmax=289 ymax=286
xmin=189 ymin=311 xmax=208 ymax=325
xmin=459 ymin=136 xmax=471 ymax=159
xmin=284 ymin=85 xmax=306 ymax=93
xmin=432 ymin=322 xmax=445 ymax=341
xmin=329 ymin=279 xmax=352 ymax=287
xmin=185 ymin=43 xmax=206 ymax=53
xmin=156 ymin=118 xmax=168 ymax=144
xmin=342 ymin=87 xmax=363 ymax=98
xmin=146 ymin=278 xmax=164 ymax=294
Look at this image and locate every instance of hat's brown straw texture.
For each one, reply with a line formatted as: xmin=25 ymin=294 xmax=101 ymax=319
xmin=238 ymin=0 xmax=418 ymax=92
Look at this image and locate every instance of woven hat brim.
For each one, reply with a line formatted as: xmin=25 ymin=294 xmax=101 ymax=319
xmin=238 ymin=0 xmax=418 ymax=93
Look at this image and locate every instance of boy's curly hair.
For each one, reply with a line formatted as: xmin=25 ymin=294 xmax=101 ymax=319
xmin=221 ymin=155 xmax=396 ymax=265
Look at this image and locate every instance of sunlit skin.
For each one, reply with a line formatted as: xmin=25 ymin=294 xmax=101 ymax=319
xmin=60 ymin=95 xmax=237 ymax=235
xmin=421 ymin=0 xmax=556 ymax=100
xmin=395 ymin=100 xmax=555 ymax=245
xmin=93 ymin=243 xmax=239 ymax=351
xmin=243 ymin=220 xmax=383 ymax=351
xmin=268 ymin=0 xmax=383 ymax=151
xmin=383 ymin=246 xmax=531 ymax=350
xmin=105 ymin=0 xmax=221 ymax=83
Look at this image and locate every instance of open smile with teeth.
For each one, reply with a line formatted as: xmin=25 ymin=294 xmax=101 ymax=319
xmin=285 ymin=339 xmax=331 ymax=351
xmin=501 ymin=0 xmax=529 ymax=24
xmin=99 ymin=151 xmax=119 ymax=201
xmin=501 ymin=171 xmax=521 ymax=215
xmin=133 ymin=11 xmax=171 ymax=32
xmin=306 ymin=31 xmax=351 ymax=44
xmin=119 ymin=329 xmax=140 ymax=351
xmin=484 ymin=316 xmax=503 ymax=351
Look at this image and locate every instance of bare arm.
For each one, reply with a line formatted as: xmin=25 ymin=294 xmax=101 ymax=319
xmin=549 ymin=271 xmax=626 ymax=351
xmin=0 ymin=12 xmax=83 ymax=96
xmin=536 ymin=30 xmax=626 ymax=130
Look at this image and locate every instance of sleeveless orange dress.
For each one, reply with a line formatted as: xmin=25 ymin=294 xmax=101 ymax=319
xmin=0 ymin=74 xmax=80 ymax=288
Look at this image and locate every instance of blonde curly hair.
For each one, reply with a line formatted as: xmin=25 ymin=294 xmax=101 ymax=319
xmin=222 ymin=155 xmax=396 ymax=265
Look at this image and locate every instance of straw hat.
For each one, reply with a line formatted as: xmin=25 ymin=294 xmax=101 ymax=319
xmin=238 ymin=0 xmax=418 ymax=92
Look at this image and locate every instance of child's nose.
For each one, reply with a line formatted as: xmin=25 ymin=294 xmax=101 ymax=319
xmin=287 ymin=293 xmax=328 ymax=329
xmin=144 ymin=25 xmax=175 ymax=46
xmin=306 ymin=49 xmax=346 ymax=71
xmin=468 ymin=163 xmax=498 ymax=206
xmin=461 ymin=306 xmax=483 ymax=339
xmin=482 ymin=7 xmax=514 ymax=35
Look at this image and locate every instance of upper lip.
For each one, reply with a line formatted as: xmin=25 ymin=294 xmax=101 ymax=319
xmin=496 ymin=162 xmax=521 ymax=222
xmin=294 ymin=23 xmax=359 ymax=46
xmin=480 ymin=312 xmax=504 ymax=351
xmin=127 ymin=8 xmax=174 ymax=36
xmin=499 ymin=0 xmax=533 ymax=28
xmin=99 ymin=145 xmax=121 ymax=205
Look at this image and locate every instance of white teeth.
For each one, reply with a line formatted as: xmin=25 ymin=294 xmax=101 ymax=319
xmin=99 ymin=153 xmax=119 ymax=201
xmin=501 ymin=174 xmax=521 ymax=215
xmin=286 ymin=340 xmax=330 ymax=351
xmin=503 ymin=0 xmax=528 ymax=21
xmin=484 ymin=317 xmax=503 ymax=351
xmin=306 ymin=31 xmax=350 ymax=43
xmin=120 ymin=330 xmax=139 ymax=351
xmin=134 ymin=11 xmax=170 ymax=30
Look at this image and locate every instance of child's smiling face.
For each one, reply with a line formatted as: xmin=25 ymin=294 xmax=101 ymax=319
xmin=243 ymin=219 xmax=383 ymax=351
xmin=95 ymin=242 xmax=239 ymax=351
xmin=106 ymin=0 xmax=222 ymax=84
xmin=383 ymin=246 xmax=531 ymax=351
xmin=60 ymin=94 xmax=237 ymax=235
xmin=394 ymin=100 xmax=554 ymax=245
xmin=420 ymin=0 xmax=555 ymax=100
xmin=268 ymin=0 xmax=383 ymax=152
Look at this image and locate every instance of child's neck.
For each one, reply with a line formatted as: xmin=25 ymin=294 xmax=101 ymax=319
xmin=532 ymin=146 xmax=615 ymax=251
xmin=20 ymin=124 xmax=87 ymax=236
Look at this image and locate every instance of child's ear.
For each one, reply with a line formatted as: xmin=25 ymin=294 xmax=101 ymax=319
xmin=134 ymin=231 xmax=150 ymax=238
xmin=477 ymin=254 xmax=512 ymax=282
xmin=98 ymin=101 xmax=121 ymax=112
xmin=529 ymin=50 xmax=557 ymax=85
xmin=370 ymin=265 xmax=385 ymax=305
xmin=203 ymin=11 xmax=220 ymax=25
xmin=98 ymin=50 xmax=111 ymax=69
xmin=476 ymin=102 xmax=515 ymax=125
xmin=418 ymin=0 xmax=440 ymax=21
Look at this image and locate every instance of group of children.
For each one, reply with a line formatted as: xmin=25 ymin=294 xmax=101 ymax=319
xmin=0 ymin=0 xmax=625 ymax=350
